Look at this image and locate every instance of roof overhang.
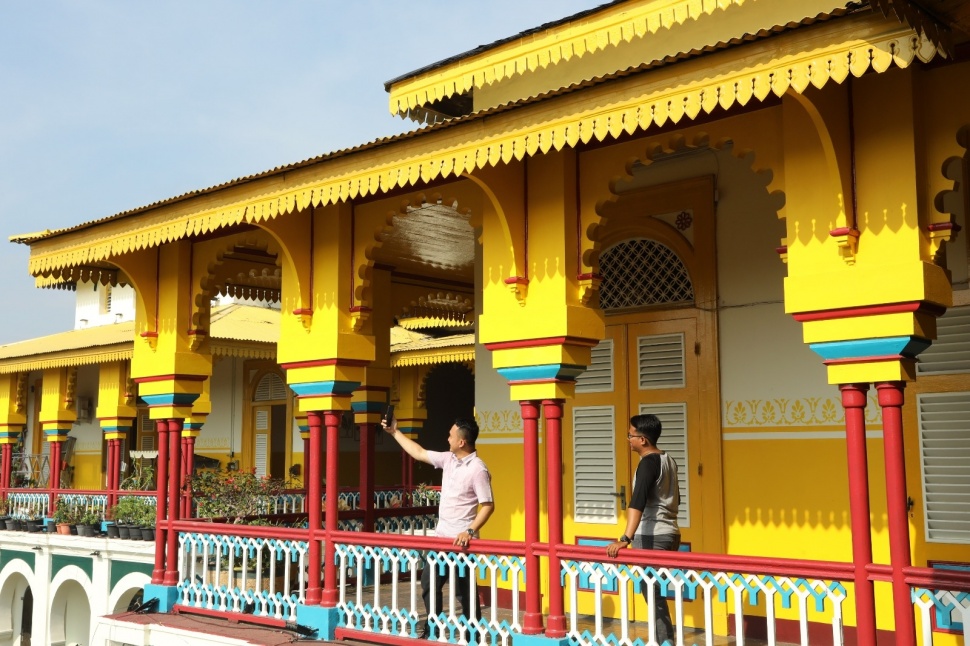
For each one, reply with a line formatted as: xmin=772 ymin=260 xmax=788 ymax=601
xmin=20 ymin=11 xmax=938 ymax=278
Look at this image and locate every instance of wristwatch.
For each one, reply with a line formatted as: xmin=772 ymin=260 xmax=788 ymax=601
xmin=466 ymin=528 xmax=477 ymax=538
xmin=618 ymin=534 xmax=631 ymax=543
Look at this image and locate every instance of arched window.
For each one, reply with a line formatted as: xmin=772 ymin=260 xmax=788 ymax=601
xmin=598 ymin=238 xmax=694 ymax=311
xmin=253 ymin=372 xmax=288 ymax=401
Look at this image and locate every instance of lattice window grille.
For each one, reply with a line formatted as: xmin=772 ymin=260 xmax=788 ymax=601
xmin=638 ymin=402 xmax=690 ymax=528
xmin=917 ymin=305 xmax=970 ymax=375
xmin=254 ymin=373 xmax=288 ymax=401
xmin=576 ymin=339 xmax=614 ymax=393
xmin=572 ymin=405 xmax=618 ymax=524
xmin=599 ymin=238 xmax=694 ymax=311
xmin=638 ymin=333 xmax=686 ymax=390
xmin=917 ymin=392 xmax=970 ymax=544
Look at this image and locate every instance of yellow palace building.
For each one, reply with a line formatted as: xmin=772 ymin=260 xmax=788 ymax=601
xmin=0 ymin=1 xmax=968 ymax=645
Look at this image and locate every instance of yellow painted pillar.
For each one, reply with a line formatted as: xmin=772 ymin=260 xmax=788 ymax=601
xmin=781 ymin=74 xmax=951 ymax=646
xmin=473 ymin=150 xmax=605 ymax=638
xmin=96 ymin=361 xmax=137 ymax=507
xmin=0 ymin=374 xmax=28 ymax=493
xmin=39 ymin=367 xmax=78 ymax=494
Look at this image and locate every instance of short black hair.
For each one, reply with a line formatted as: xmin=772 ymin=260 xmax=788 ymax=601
xmin=453 ymin=417 xmax=480 ymax=446
xmin=630 ymin=414 xmax=662 ymax=446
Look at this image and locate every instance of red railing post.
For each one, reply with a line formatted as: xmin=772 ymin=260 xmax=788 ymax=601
xmin=543 ymin=399 xmax=567 ymax=637
xmin=152 ymin=419 xmax=170 ymax=584
xmin=322 ymin=410 xmax=342 ymax=606
xmin=520 ymin=400 xmax=544 ymax=634
xmin=305 ymin=410 xmax=323 ymax=604
xmin=164 ymin=418 xmax=184 ymax=586
xmin=876 ymin=381 xmax=916 ymax=646
xmin=183 ymin=434 xmax=196 ymax=518
xmin=49 ymin=438 xmax=63 ymax=513
xmin=840 ymin=383 xmax=878 ymax=646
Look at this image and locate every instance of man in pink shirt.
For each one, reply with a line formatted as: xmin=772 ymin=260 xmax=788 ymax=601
xmin=382 ymin=417 xmax=494 ymax=638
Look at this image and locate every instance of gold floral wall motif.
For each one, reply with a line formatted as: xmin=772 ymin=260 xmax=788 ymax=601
xmin=724 ymin=394 xmax=883 ymax=428
xmin=475 ymin=409 xmax=524 ymax=435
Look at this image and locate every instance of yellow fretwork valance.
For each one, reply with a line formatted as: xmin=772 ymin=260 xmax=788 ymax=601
xmin=26 ymin=16 xmax=935 ymax=277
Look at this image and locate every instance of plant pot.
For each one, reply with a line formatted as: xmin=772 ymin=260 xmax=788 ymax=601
xmin=56 ymin=522 xmax=72 ymax=535
xmin=77 ymin=524 xmax=97 ymax=537
xmin=25 ymin=519 xmax=44 ymax=533
xmin=106 ymin=523 xmax=120 ymax=538
xmin=6 ymin=519 xmax=21 ymax=531
xmin=140 ymin=526 xmax=155 ymax=541
xmin=117 ymin=524 xmax=131 ymax=539
xmin=0 ymin=516 xmax=8 ymax=530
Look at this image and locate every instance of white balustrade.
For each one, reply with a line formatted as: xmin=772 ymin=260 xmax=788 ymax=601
xmin=913 ymin=586 xmax=970 ymax=644
xmin=335 ymin=542 xmax=524 ymax=646
xmin=176 ymin=531 xmax=309 ymax=622
xmin=562 ymin=558 xmax=848 ymax=646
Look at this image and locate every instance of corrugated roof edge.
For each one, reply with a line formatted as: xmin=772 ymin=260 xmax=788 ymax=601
xmin=381 ymin=0 xmax=626 ymax=92
xmin=11 ymin=5 xmax=862 ymax=247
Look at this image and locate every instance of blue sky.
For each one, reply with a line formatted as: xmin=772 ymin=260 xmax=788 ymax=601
xmin=0 ymin=0 xmax=595 ymax=344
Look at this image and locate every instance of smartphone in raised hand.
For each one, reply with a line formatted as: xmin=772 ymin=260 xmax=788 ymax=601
xmin=382 ymin=404 xmax=395 ymax=426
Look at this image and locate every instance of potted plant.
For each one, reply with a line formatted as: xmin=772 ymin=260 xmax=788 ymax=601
xmin=24 ymin=501 xmax=45 ymax=532
xmin=77 ymin=508 xmax=102 ymax=537
xmin=136 ymin=504 xmax=157 ymax=541
xmin=0 ymin=497 xmax=9 ymax=530
xmin=192 ymin=469 xmax=286 ymax=524
xmin=52 ymin=498 xmax=78 ymax=535
xmin=110 ymin=496 xmax=154 ymax=539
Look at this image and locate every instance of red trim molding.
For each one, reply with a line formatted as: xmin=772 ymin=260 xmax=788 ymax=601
xmin=775 ymin=245 xmax=788 ymax=255
xmin=280 ymin=358 xmax=370 ymax=370
xmin=504 ymin=276 xmax=529 ymax=286
xmin=133 ymin=374 xmax=207 ymax=384
xmin=577 ymin=273 xmax=603 ymax=281
xmin=139 ymin=331 xmax=158 ymax=339
xmin=829 ymin=227 xmax=861 ymax=238
xmin=349 ymin=306 xmax=372 ymax=314
xmin=792 ymin=301 xmax=945 ymax=322
xmin=927 ymin=221 xmax=961 ymax=233
xmin=291 ymin=308 xmax=312 ymax=316
xmin=484 ymin=335 xmax=599 ymax=351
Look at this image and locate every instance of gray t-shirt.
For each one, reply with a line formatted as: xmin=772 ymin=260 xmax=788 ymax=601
xmin=629 ymin=452 xmax=680 ymax=537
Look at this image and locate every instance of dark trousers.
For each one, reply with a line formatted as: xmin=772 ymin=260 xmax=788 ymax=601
xmin=420 ymin=560 xmax=481 ymax=637
xmin=633 ymin=533 xmax=681 ymax=645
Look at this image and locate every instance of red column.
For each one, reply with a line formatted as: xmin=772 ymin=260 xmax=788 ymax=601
xmin=520 ymin=400 xmax=544 ymax=634
xmin=543 ymin=399 xmax=566 ymax=637
xmin=179 ymin=436 xmax=189 ymax=518
xmin=183 ymin=435 xmax=196 ymax=518
xmin=322 ymin=411 xmax=341 ymax=606
xmin=152 ymin=419 xmax=170 ymax=584
xmin=840 ymin=384 xmax=877 ymax=646
xmin=1 ymin=443 xmax=11 ymax=491
xmin=164 ymin=419 xmax=184 ymax=586
xmin=305 ymin=411 xmax=323 ymax=604
xmin=876 ymin=382 xmax=916 ymax=646
xmin=359 ymin=422 xmax=375 ymax=532
xmin=49 ymin=440 xmax=62 ymax=491
xmin=49 ymin=439 xmax=63 ymax=513
xmin=106 ymin=439 xmax=119 ymax=511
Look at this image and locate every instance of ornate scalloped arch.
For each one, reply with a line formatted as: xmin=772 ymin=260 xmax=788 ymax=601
xmin=356 ymin=192 xmax=474 ymax=310
xmin=583 ymin=133 xmax=784 ymax=305
xmin=108 ymin=571 xmax=151 ymax=614
xmin=0 ymin=561 xmax=35 ymax=641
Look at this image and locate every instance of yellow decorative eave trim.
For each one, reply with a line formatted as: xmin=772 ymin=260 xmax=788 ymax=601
xmin=387 ymin=0 xmax=856 ymax=118
xmin=398 ymin=316 xmax=473 ymax=331
xmin=0 ymin=345 xmax=132 ymax=375
xmin=391 ymin=348 xmax=475 ymax=368
xmin=210 ymin=341 xmax=276 ymax=360
xmin=27 ymin=16 xmax=936 ymax=276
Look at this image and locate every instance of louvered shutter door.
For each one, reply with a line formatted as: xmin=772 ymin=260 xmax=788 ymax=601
xmin=639 ymin=402 xmax=690 ymax=528
xmin=572 ymin=406 xmax=617 ymax=524
xmin=254 ymin=408 xmax=270 ymax=478
xmin=638 ymin=334 xmax=685 ymax=389
xmin=917 ymin=306 xmax=970 ymax=375
xmin=139 ymin=412 xmax=155 ymax=451
xmin=917 ymin=392 xmax=970 ymax=543
xmin=576 ymin=339 xmax=614 ymax=393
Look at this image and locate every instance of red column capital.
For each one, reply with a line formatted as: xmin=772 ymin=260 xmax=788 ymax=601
xmin=876 ymin=381 xmax=906 ymax=407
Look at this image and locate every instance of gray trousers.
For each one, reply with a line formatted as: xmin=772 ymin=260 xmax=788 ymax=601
xmin=633 ymin=533 xmax=681 ymax=645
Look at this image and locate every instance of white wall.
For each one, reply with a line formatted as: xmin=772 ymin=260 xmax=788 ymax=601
xmin=73 ymin=282 xmax=135 ymax=330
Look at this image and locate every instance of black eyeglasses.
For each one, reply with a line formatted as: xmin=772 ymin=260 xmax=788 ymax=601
xmin=626 ymin=434 xmax=645 ymax=440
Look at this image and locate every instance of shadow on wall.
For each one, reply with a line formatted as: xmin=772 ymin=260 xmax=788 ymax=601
xmin=416 ymin=363 xmax=475 ymax=486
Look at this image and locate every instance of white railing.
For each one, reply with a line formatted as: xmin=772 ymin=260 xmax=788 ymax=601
xmin=912 ymin=586 xmax=970 ymax=643
xmin=334 ymin=536 xmax=525 ymax=646
xmin=561 ymin=551 xmax=850 ymax=646
xmin=57 ymin=493 xmax=108 ymax=518
xmin=7 ymin=492 xmax=50 ymax=519
xmin=176 ymin=530 xmax=309 ymax=622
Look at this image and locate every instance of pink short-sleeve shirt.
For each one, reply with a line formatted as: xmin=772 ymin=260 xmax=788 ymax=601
xmin=427 ymin=450 xmax=493 ymax=538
